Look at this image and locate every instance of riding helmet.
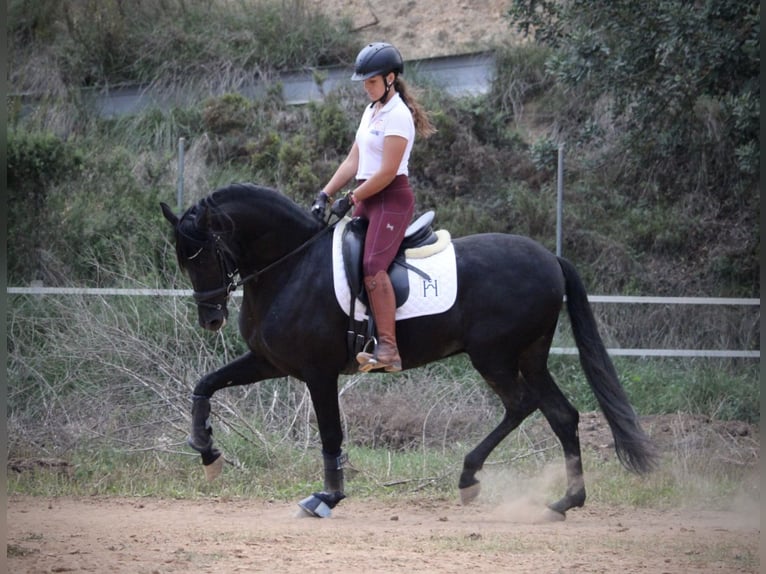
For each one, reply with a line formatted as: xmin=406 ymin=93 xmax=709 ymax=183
xmin=351 ymin=42 xmax=404 ymax=81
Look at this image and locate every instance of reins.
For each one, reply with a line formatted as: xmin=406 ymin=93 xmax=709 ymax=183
xmin=236 ymin=222 xmax=334 ymax=287
xmin=190 ymin=219 xmax=336 ymax=308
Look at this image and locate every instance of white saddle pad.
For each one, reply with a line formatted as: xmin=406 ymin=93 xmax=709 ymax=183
xmin=332 ymin=217 xmax=458 ymax=321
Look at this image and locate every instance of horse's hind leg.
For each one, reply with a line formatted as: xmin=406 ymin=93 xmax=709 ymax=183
xmin=522 ymin=358 xmax=586 ymax=517
xmin=459 ymin=361 xmax=538 ymax=504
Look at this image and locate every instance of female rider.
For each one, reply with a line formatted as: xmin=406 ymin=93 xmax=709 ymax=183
xmin=312 ymin=42 xmax=436 ymax=372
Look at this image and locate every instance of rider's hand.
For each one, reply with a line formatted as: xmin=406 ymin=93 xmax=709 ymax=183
xmin=311 ymin=191 xmax=329 ymax=222
xmin=330 ymin=193 xmax=353 ymax=218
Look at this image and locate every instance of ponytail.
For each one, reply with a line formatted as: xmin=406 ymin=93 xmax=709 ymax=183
xmin=395 ymin=77 xmax=437 ymax=139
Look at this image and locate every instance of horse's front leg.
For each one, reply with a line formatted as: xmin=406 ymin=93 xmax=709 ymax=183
xmin=188 ymin=395 xmax=224 ymax=480
xmin=188 ymin=351 xmax=285 ymax=480
xmin=298 ymin=376 xmax=347 ymax=518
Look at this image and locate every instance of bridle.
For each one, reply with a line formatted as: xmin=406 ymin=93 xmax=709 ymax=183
xmin=183 ymin=222 xmax=335 ymax=311
xmin=187 ymin=233 xmax=240 ymax=311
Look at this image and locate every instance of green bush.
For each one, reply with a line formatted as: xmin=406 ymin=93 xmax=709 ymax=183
xmin=7 ymin=131 xmax=84 ymax=282
xmin=309 ymin=96 xmax=354 ymax=154
xmin=49 ymin=146 xmax=164 ymax=284
xmin=7 ymin=129 xmax=167 ymax=285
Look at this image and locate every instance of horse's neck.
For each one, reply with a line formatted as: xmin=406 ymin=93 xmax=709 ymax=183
xmin=222 ymin=202 xmax=317 ymax=269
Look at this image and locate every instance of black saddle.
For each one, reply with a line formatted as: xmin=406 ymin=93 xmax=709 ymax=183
xmin=341 ymin=211 xmax=437 ymax=309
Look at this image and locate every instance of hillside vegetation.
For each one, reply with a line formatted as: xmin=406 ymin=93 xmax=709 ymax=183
xmin=7 ymin=0 xmax=759 ymax=297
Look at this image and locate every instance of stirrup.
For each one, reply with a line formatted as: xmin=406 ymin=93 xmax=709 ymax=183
xmin=356 ymin=354 xmax=382 ymax=372
xmin=356 ymin=337 xmax=383 ymax=372
xmin=356 ymin=353 xmax=401 ymax=373
xmin=355 ymin=338 xmax=401 ymax=373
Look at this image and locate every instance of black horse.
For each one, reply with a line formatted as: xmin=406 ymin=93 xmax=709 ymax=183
xmin=161 ymin=182 xmax=656 ymax=519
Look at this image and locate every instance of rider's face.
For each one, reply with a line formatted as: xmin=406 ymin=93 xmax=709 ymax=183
xmin=363 ymin=74 xmax=393 ymax=102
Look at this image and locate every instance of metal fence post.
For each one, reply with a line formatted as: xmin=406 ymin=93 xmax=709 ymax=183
xmin=177 ymin=137 xmax=185 ymax=211
xmin=556 ymin=143 xmax=564 ymax=257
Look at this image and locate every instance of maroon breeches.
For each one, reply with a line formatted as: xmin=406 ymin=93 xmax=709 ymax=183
xmin=352 ymin=174 xmax=415 ymax=276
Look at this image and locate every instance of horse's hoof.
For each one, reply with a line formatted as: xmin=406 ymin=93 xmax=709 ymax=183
xmin=203 ymin=453 xmax=224 ymax=481
xmin=297 ymin=494 xmax=333 ymax=518
xmin=459 ymin=483 xmax=481 ymax=505
xmin=540 ymin=507 xmax=566 ymax=522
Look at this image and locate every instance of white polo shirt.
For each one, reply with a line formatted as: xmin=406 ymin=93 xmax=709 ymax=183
xmin=355 ymin=93 xmax=415 ymax=180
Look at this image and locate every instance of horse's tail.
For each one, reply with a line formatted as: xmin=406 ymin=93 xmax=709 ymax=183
xmin=558 ymin=256 xmax=658 ymax=474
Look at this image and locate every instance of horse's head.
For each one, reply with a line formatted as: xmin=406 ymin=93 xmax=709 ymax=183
xmin=162 ymin=183 xmax=325 ymax=330
xmin=161 ymin=201 xmax=236 ymax=331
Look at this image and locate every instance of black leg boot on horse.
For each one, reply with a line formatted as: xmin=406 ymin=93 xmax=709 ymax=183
xmin=356 ymin=270 xmax=402 ymax=372
xmin=188 ymin=394 xmax=224 ymax=480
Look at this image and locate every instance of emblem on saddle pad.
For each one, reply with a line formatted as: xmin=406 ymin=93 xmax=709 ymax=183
xmin=332 ymin=212 xmax=458 ymax=322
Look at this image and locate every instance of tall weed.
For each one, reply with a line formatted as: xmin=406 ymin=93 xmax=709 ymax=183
xmin=9 ymin=0 xmax=357 ymax=93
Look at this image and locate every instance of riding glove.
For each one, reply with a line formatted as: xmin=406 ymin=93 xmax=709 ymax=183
xmin=311 ymin=191 xmax=328 ymax=221
xmin=330 ymin=193 xmax=353 ymax=218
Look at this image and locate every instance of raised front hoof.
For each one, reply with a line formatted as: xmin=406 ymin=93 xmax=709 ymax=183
xmin=459 ymin=482 xmax=481 ymax=505
xmin=203 ymin=453 xmax=225 ymax=481
xmin=297 ymin=491 xmax=346 ymax=518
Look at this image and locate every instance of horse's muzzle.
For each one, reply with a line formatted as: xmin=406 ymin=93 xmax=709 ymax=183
xmin=198 ymin=308 xmax=227 ymax=331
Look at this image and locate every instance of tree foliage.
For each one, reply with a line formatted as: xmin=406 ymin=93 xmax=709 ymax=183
xmin=508 ymin=0 xmax=759 ymax=197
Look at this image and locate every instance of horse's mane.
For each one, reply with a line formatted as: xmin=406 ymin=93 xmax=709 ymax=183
xmin=203 ymin=182 xmax=281 ymax=211
xmin=174 ymin=182 xmax=320 ymax=268
xmin=203 ymin=183 xmax=316 ymax=227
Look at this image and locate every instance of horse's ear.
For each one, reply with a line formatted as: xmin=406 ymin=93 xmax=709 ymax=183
xmin=160 ymin=202 xmax=179 ymax=226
